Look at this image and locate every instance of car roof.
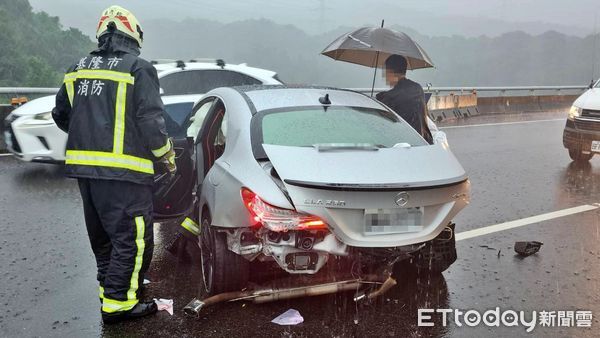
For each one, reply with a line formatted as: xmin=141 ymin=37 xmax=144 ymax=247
xmin=154 ymin=61 xmax=280 ymax=84
xmin=229 ymin=85 xmax=384 ymax=113
xmin=161 ymin=94 xmax=204 ymax=105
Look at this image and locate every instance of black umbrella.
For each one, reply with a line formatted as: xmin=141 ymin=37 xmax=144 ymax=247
xmin=321 ymin=21 xmax=434 ymax=96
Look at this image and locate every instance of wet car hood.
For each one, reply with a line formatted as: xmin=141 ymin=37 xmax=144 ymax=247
xmin=574 ymin=88 xmax=600 ymax=110
xmin=10 ymin=95 xmax=55 ymax=117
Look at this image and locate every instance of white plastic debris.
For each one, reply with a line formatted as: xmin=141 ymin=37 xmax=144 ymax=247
xmin=271 ymin=309 xmax=304 ymax=325
xmin=143 ymin=279 xmax=151 ymax=285
xmin=153 ymin=298 xmax=174 ymax=315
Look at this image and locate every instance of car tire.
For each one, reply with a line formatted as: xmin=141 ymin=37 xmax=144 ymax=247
xmin=568 ymin=148 xmax=593 ymax=163
xmin=199 ymin=213 xmax=249 ymax=295
xmin=409 ymin=223 xmax=457 ymax=275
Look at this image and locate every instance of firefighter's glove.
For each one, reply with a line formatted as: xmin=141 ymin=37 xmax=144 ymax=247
xmin=159 ymin=139 xmax=177 ymax=176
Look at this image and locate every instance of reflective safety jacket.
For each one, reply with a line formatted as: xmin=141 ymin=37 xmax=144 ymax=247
xmin=53 ymin=45 xmax=169 ymax=185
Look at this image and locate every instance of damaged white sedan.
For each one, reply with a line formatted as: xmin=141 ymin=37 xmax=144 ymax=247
xmin=156 ymin=85 xmax=470 ymax=298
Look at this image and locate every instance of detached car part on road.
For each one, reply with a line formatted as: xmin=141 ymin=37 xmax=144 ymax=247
xmin=155 ymin=85 xmax=470 ymax=295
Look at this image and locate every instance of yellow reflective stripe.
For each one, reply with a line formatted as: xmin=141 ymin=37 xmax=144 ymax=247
xmin=181 ymin=217 xmax=200 ymax=236
xmin=151 ymin=139 xmax=171 ymax=158
xmin=65 ymin=81 xmax=75 ymax=106
xmin=65 ymin=150 xmax=154 ymax=174
xmin=102 ymin=297 xmax=138 ymax=313
xmin=113 ymin=82 xmax=127 ymax=154
xmin=127 ymin=216 xmax=146 ymax=300
xmin=99 ymin=286 xmax=105 ymax=300
xmin=64 ymin=69 xmax=134 ymax=84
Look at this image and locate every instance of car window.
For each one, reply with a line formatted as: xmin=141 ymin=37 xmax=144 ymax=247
xmin=253 ymin=106 xmax=427 ymax=158
xmin=200 ymin=100 xmax=227 ymax=173
xmin=162 ymin=102 xmax=195 ymax=138
xmin=160 ymin=70 xmax=262 ymax=95
xmin=187 ymin=99 xmax=215 ymax=140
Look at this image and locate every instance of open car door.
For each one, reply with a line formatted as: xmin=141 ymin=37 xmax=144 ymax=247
xmin=153 ymin=137 xmax=195 ymax=220
xmin=152 ymin=99 xmax=209 ymax=221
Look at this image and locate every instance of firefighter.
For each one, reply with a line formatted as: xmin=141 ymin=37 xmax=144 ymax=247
xmin=52 ymin=5 xmax=176 ymax=324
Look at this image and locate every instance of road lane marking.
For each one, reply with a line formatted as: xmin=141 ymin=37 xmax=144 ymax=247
xmin=440 ymin=118 xmax=564 ymax=129
xmin=455 ymin=204 xmax=600 ymax=241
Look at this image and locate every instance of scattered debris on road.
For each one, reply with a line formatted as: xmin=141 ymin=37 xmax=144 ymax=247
xmin=271 ymin=309 xmax=304 ymax=326
xmin=154 ymin=299 xmax=174 ymax=315
xmin=514 ymin=241 xmax=543 ymax=257
xmin=183 ymin=277 xmax=387 ymax=317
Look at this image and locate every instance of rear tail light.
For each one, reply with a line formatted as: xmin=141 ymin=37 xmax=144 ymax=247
xmin=241 ymin=188 xmax=328 ymax=232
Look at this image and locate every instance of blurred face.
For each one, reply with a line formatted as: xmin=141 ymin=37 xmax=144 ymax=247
xmin=384 ymin=68 xmax=401 ymax=86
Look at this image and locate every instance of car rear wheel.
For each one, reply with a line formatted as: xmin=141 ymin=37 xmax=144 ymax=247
xmin=568 ymin=148 xmax=593 ymax=163
xmin=199 ymin=213 xmax=249 ymax=295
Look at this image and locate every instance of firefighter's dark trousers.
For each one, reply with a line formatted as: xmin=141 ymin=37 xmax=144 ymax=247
xmin=77 ymin=178 xmax=154 ymax=314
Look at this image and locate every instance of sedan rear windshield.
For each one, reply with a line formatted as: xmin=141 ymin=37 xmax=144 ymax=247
xmin=251 ymin=106 xmax=427 ymax=159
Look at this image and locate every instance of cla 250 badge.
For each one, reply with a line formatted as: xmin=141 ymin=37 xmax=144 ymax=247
xmin=304 ymin=199 xmax=346 ymax=207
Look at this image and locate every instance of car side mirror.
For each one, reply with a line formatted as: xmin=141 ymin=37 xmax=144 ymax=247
xmin=589 ymin=80 xmax=595 ymax=89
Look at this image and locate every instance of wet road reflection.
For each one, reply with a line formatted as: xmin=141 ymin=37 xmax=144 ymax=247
xmin=560 ymin=161 xmax=600 ymax=202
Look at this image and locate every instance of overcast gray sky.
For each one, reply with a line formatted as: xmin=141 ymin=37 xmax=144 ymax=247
xmin=29 ymin=0 xmax=600 ymax=37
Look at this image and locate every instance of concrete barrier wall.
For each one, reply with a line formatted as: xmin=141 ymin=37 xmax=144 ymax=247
xmin=428 ymin=93 xmax=477 ymax=110
xmin=427 ymin=93 xmax=577 ymax=122
xmin=427 ymin=93 xmax=479 ymax=122
xmin=477 ymin=95 xmax=578 ymax=115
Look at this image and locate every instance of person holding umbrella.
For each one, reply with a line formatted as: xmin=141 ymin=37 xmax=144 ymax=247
xmin=321 ymin=24 xmax=439 ymax=144
xmin=376 ymin=54 xmax=433 ymax=143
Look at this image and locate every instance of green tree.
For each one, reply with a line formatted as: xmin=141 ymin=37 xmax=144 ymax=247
xmin=0 ymin=0 xmax=93 ymax=87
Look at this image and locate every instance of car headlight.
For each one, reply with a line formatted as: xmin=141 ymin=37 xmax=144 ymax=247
xmin=33 ymin=112 xmax=52 ymax=121
xmin=20 ymin=111 xmax=54 ymax=127
xmin=568 ymin=105 xmax=582 ymax=119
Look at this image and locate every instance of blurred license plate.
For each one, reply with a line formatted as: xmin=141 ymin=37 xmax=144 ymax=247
xmin=364 ymin=207 xmax=424 ymax=235
xmin=592 ymin=141 xmax=600 ymax=153
xmin=4 ymin=131 xmax=12 ymax=149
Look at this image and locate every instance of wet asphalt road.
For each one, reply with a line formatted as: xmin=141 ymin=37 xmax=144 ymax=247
xmin=2 ymin=111 xmax=600 ymax=337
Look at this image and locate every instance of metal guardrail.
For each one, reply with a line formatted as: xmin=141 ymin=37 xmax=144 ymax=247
xmin=0 ymin=87 xmax=60 ymax=95
xmin=0 ymin=85 xmax=590 ymax=97
xmin=352 ymin=85 xmax=589 ymax=96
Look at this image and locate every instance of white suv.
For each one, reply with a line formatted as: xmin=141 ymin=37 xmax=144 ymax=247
xmin=3 ymin=60 xmax=282 ymax=163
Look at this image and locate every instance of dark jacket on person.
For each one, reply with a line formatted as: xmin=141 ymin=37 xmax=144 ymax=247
xmin=52 ymin=34 xmax=169 ymax=185
xmin=376 ymin=78 xmax=433 ymax=144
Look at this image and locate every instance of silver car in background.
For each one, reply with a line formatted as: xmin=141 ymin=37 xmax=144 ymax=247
xmin=157 ymin=85 xmax=470 ymax=294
